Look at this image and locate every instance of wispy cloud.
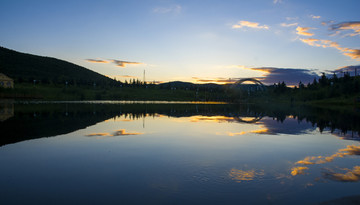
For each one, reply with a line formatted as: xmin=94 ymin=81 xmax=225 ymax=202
xmin=280 ymin=22 xmax=298 ymax=27
xmin=321 ymin=20 xmax=335 ymax=26
xmin=86 ymin=58 xmax=144 ymax=68
xmin=330 ymin=21 xmax=360 ymax=37
xmin=232 ymin=21 xmax=269 ymax=30
xmin=296 ymin=26 xmax=315 ymax=36
xmin=153 ymin=5 xmax=182 ymax=14
xmin=86 ymin=59 xmax=110 ymax=63
xmin=299 ymin=37 xmax=360 ymax=60
xmin=111 ymin=60 xmax=143 ymax=67
xmin=273 ymin=0 xmax=282 ymax=4
xmin=119 ymin=75 xmax=137 ymax=78
xmin=310 ymin=14 xmax=321 ymax=19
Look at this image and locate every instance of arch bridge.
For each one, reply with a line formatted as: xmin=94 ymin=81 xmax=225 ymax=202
xmin=231 ymin=78 xmax=266 ymax=91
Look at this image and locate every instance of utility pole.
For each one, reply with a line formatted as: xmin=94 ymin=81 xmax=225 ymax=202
xmin=143 ymin=70 xmax=146 ymax=84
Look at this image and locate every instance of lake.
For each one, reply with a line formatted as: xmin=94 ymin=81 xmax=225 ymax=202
xmin=1 ymin=101 xmax=360 ymax=205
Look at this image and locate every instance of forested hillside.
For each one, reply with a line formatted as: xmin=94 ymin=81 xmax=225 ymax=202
xmin=0 ymin=46 xmax=118 ymax=86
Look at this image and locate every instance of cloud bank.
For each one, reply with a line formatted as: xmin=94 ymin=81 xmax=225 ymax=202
xmin=249 ymin=67 xmax=319 ymax=85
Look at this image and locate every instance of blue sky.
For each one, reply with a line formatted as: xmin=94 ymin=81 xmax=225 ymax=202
xmin=1 ymin=0 xmax=359 ymax=85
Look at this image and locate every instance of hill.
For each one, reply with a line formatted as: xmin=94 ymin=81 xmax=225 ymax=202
xmin=0 ymin=46 xmax=117 ymax=86
xmin=158 ymin=81 xmax=222 ymax=90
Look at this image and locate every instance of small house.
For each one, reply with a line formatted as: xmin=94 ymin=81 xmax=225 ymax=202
xmin=0 ymin=73 xmax=14 ymax=88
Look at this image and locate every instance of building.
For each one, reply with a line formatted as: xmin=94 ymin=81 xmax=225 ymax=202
xmin=0 ymin=73 xmax=14 ymax=88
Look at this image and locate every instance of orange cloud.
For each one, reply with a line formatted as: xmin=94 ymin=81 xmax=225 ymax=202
xmin=86 ymin=58 xmax=144 ymax=68
xmin=299 ymin=37 xmax=360 ymax=60
xmin=232 ymin=21 xmax=269 ymax=30
xmin=296 ymin=26 xmax=315 ymax=36
xmin=86 ymin=59 xmax=110 ymax=63
xmin=112 ymin=60 xmax=143 ymax=67
xmin=85 ymin=133 xmax=110 ymax=136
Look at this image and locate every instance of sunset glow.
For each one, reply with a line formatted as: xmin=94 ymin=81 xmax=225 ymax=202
xmin=1 ymin=0 xmax=359 ymax=85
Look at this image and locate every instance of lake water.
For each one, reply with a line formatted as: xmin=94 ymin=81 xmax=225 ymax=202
xmin=1 ymin=101 xmax=360 ymax=205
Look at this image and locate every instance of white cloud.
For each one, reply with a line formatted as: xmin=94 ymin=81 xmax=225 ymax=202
xmin=280 ymin=22 xmax=298 ymax=27
xmin=310 ymin=15 xmax=321 ymax=19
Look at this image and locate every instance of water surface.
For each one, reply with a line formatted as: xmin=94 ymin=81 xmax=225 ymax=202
xmin=1 ymin=101 xmax=360 ymax=204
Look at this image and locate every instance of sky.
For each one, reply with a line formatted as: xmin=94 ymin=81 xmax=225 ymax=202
xmin=1 ymin=0 xmax=359 ymax=85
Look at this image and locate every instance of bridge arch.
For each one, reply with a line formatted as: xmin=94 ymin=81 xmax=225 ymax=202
xmin=234 ymin=78 xmax=264 ymax=86
xmin=231 ymin=78 xmax=266 ymax=91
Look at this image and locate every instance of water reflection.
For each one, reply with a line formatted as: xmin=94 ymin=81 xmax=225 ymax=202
xmin=0 ymin=100 xmax=14 ymax=121
xmin=291 ymin=166 xmax=309 ymax=176
xmin=86 ymin=129 xmax=144 ymax=137
xmin=0 ymin=101 xmax=359 ymax=146
xmin=1 ymin=101 xmax=360 ymax=204
xmin=229 ymin=168 xmax=265 ymax=182
xmin=291 ymin=144 xmax=360 ymax=183
xmin=323 ymin=166 xmax=360 ymax=182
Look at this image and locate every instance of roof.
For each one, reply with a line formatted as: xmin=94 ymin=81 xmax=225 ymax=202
xmin=0 ymin=73 xmax=13 ymax=81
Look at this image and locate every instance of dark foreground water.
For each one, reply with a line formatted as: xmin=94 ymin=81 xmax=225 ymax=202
xmin=1 ymin=101 xmax=360 ymax=205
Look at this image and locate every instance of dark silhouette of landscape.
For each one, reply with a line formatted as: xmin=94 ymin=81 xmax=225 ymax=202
xmin=1 ymin=102 xmax=359 ymax=146
xmin=1 ymin=46 xmax=359 ymax=104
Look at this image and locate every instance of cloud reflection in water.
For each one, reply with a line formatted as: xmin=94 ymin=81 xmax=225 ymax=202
xmin=86 ymin=129 xmax=144 ymax=138
xmin=229 ymin=168 xmax=264 ymax=182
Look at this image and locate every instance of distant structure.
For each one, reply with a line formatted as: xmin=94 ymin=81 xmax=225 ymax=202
xmin=234 ymin=78 xmax=264 ymax=86
xmin=232 ymin=78 xmax=266 ymax=91
xmin=0 ymin=73 xmax=14 ymax=88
